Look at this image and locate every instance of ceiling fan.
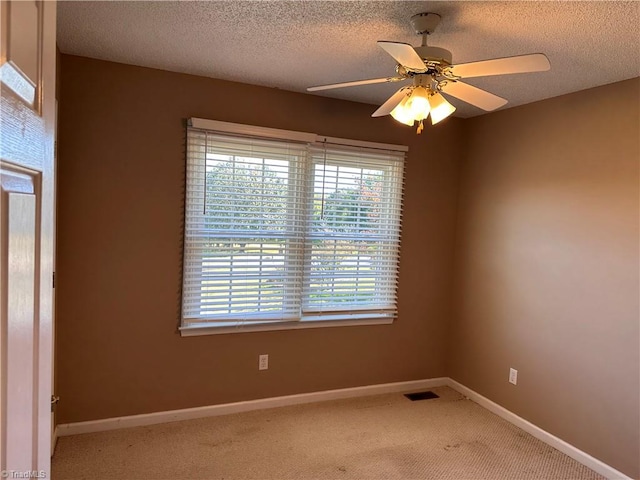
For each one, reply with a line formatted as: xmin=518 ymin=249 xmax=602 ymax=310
xmin=307 ymin=12 xmax=551 ymax=134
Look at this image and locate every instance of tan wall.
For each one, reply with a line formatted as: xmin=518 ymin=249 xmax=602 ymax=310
xmin=55 ymin=55 xmax=463 ymax=424
xmin=448 ymin=78 xmax=640 ymax=477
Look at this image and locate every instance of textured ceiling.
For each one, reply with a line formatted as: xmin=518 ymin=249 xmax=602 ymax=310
xmin=57 ymin=1 xmax=640 ymax=118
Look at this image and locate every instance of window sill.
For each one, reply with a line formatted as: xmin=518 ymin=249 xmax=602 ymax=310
xmin=179 ymin=316 xmax=394 ymax=336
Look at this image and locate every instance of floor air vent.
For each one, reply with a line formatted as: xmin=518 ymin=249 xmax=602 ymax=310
xmin=404 ymin=391 xmax=439 ymax=401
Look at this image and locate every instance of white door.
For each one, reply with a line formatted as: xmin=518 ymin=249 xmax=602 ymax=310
xmin=0 ymin=0 xmax=56 ymax=477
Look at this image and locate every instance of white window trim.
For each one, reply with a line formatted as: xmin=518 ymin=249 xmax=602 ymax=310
xmin=180 ymin=316 xmax=394 ymax=336
xmin=181 ymin=118 xmax=406 ymax=337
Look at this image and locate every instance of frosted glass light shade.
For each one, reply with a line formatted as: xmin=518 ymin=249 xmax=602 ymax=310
xmin=406 ymin=86 xmax=430 ymax=121
xmin=390 ymin=95 xmax=414 ymax=126
xmin=428 ymin=92 xmax=456 ymax=125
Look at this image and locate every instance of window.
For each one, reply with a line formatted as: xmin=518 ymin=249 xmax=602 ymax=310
xmin=181 ymin=119 xmax=405 ymax=335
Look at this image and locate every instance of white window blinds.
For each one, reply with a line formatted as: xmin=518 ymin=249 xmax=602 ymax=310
xmin=182 ymin=122 xmax=405 ymax=331
xmin=303 ymin=143 xmax=404 ymax=319
xmin=183 ymin=130 xmax=307 ymax=324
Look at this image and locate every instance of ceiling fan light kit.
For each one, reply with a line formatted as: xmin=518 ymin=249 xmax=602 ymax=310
xmin=307 ymin=12 xmax=551 ymax=135
xmin=389 ymin=84 xmax=457 ymax=134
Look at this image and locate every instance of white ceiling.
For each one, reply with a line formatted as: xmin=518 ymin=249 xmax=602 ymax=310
xmin=57 ymin=1 xmax=640 ymax=118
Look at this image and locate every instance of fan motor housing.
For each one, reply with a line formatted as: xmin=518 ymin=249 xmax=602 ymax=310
xmin=414 ymin=46 xmax=453 ymax=65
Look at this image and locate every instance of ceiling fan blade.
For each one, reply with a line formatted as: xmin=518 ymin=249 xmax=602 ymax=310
xmin=307 ymin=76 xmax=404 ymax=92
xmin=449 ymin=53 xmax=550 ymax=79
xmin=371 ymin=88 xmax=408 ymax=117
xmin=441 ymin=81 xmax=508 ymax=111
xmin=377 ymin=41 xmax=426 ymax=70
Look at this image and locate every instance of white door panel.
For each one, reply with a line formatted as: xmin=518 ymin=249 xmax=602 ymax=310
xmin=5 ymin=191 xmax=37 ymax=471
xmin=7 ymin=0 xmax=39 ymax=82
xmin=1 ymin=0 xmax=41 ymax=108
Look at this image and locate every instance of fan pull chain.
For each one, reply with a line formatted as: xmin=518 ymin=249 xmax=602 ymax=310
xmin=417 ymin=119 xmax=424 ymax=134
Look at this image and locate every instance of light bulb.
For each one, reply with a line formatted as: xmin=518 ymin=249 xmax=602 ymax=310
xmin=390 ymin=93 xmax=414 ymax=126
xmin=406 ymin=86 xmax=430 ymax=121
xmin=429 ymin=92 xmax=456 ymax=125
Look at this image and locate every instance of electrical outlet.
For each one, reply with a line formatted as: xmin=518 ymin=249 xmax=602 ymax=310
xmin=509 ymin=368 xmax=518 ymax=385
xmin=259 ymin=354 xmax=269 ymax=370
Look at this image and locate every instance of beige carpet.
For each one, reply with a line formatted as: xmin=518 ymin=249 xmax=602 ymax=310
xmin=52 ymin=386 xmax=604 ymax=480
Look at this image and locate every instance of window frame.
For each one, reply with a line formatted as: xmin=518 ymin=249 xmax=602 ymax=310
xmin=180 ymin=118 xmax=407 ymax=336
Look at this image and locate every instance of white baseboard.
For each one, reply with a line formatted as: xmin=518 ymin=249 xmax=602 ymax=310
xmin=56 ymin=376 xmax=631 ymax=480
xmin=56 ymin=377 xmax=448 ymax=437
xmin=446 ymin=379 xmax=632 ymax=480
